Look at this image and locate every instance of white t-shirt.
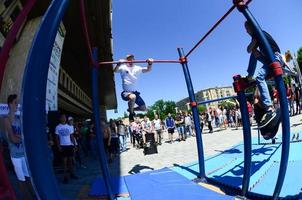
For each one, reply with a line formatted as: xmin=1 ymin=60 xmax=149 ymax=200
xmin=55 ymin=123 xmax=73 ymax=146
xmin=116 ymin=64 xmax=146 ymax=92
xmin=184 ymin=116 xmax=192 ymax=126
xmin=153 ymin=119 xmax=161 ymax=130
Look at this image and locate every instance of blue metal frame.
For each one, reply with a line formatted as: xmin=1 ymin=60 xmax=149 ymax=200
xmin=237 ymin=5 xmax=291 ymax=200
xmin=198 ymin=93 xmax=253 ymax=106
xmin=91 ymin=48 xmax=115 ymax=200
xmin=177 ymin=48 xmax=206 ymax=180
xmin=233 ymin=77 xmax=252 ymax=196
xmin=198 ymin=95 xmax=239 ymax=105
xmin=20 ymin=0 xmax=69 ymax=199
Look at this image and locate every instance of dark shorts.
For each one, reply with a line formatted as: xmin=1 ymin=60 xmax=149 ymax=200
xmin=121 ymin=91 xmax=145 ymax=107
xmin=61 ymin=145 xmax=74 ymax=157
xmin=167 ymin=128 xmax=175 ymax=134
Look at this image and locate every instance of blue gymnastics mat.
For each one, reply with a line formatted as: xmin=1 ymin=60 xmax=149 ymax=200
xmin=89 ymin=176 xmax=129 ymax=197
xmin=124 ymin=167 xmax=233 ymax=200
xmin=251 ymin=160 xmax=302 ymax=198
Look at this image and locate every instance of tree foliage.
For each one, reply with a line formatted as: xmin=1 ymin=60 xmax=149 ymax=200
xmin=197 ymin=105 xmax=206 ymax=113
xmin=297 ymin=47 xmax=302 ymax=70
xmin=146 ymin=100 xmax=176 ymax=120
xmin=218 ymin=100 xmax=236 ymax=110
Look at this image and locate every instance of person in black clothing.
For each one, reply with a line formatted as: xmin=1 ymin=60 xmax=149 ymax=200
xmin=294 ymin=84 xmax=301 ymax=115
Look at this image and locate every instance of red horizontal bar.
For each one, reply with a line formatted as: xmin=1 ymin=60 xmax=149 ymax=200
xmin=99 ymin=59 xmax=181 ymax=65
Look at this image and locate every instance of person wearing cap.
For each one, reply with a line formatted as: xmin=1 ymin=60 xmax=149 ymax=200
xmin=55 ymin=114 xmax=78 ymax=184
xmin=114 ymin=54 xmax=153 ymax=121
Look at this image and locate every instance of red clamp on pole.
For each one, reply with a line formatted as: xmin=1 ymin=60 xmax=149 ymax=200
xmin=190 ymin=101 xmax=197 ymax=107
xmin=269 ymin=61 xmax=283 ymax=77
xmin=179 ymin=56 xmax=187 ymax=63
xmin=233 ymin=74 xmax=250 ymax=93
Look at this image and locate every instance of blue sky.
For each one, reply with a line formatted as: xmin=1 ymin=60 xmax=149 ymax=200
xmin=107 ymin=0 xmax=302 ymax=119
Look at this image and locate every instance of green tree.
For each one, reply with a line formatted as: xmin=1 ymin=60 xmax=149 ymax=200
xmin=283 ymin=75 xmax=291 ymax=85
xmin=297 ymin=47 xmax=302 ymax=71
xmin=197 ymin=105 xmax=206 ymax=113
xmin=146 ymin=100 xmax=176 ymax=120
xmin=219 ymin=100 xmax=236 ymax=110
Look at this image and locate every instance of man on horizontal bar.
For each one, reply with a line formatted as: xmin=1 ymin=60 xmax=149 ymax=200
xmin=114 ymin=54 xmax=153 ymax=121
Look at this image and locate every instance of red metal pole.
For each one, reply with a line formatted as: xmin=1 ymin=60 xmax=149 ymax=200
xmin=0 ymin=0 xmax=36 ymax=90
xmin=79 ymin=0 xmax=94 ymax=65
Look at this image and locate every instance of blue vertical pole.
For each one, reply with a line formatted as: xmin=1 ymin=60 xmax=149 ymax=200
xmin=91 ymin=48 xmax=114 ymax=200
xmin=21 ymin=0 xmax=69 ymax=199
xmin=178 ymin=48 xmax=205 ymax=180
xmin=233 ymin=76 xmax=252 ymax=197
xmin=236 ymin=5 xmax=290 ymax=199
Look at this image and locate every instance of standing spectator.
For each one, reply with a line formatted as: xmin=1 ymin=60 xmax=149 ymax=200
xmin=117 ymin=120 xmax=126 ymax=152
xmin=175 ymin=111 xmax=186 ymax=141
xmin=206 ymin=108 xmax=213 ymax=133
xmin=286 ymin=83 xmax=294 ymax=116
xmin=113 ymin=54 xmax=153 ymax=121
xmin=80 ymin=122 xmax=89 ymax=156
xmin=4 ymin=94 xmax=35 ymax=199
xmin=101 ymin=121 xmax=112 ymax=163
xmin=247 ymin=101 xmax=253 ymax=125
xmin=72 ymin=121 xmax=86 ymax=168
xmin=272 ymin=86 xmax=279 ymax=109
xmin=294 ymin=84 xmax=301 ymax=115
xmin=67 ymin=117 xmax=84 ymax=169
xmin=129 ymin=120 xmax=139 ymax=147
xmin=184 ymin=112 xmax=193 ymax=137
xmin=199 ymin=112 xmax=205 ymax=132
xmin=88 ymin=124 xmax=98 ymax=159
xmin=109 ymin=120 xmax=119 ymax=157
xmin=55 ymin=114 xmax=78 ymax=184
xmin=153 ymin=114 xmax=162 ymax=145
xmin=235 ymin=107 xmax=242 ymax=129
xmin=221 ymin=106 xmax=227 ymax=129
xmin=141 ymin=116 xmax=156 ymax=144
xmin=189 ymin=112 xmax=196 ymax=136
xmin=165 ymin=113 xmax=175 ymax=143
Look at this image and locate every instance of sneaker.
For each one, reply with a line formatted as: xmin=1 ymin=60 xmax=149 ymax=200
xmin=258 ymin=110 xmax=277 ymax=129
xmin=260 ymin=109 xmax=281 ymax=140
xmin=297 ymin=134 xmax=300 ymax=141
xmin=292 ymin=134 xmax=296 ymax=141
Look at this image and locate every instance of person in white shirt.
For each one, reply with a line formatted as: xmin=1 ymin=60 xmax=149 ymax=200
xmin=55 ymin=114 xmax=78 ymax=184
xmin=114 ymin=54 xmax=153 ymax=121
xmin=153 ymin=114 xmax=162 ymax=145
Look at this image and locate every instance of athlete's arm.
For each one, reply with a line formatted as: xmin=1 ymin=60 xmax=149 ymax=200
xmin=142 ymin=58 xmax=153 ymax=73
xmin=113 ymin=59 xmax=125 ymax=72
